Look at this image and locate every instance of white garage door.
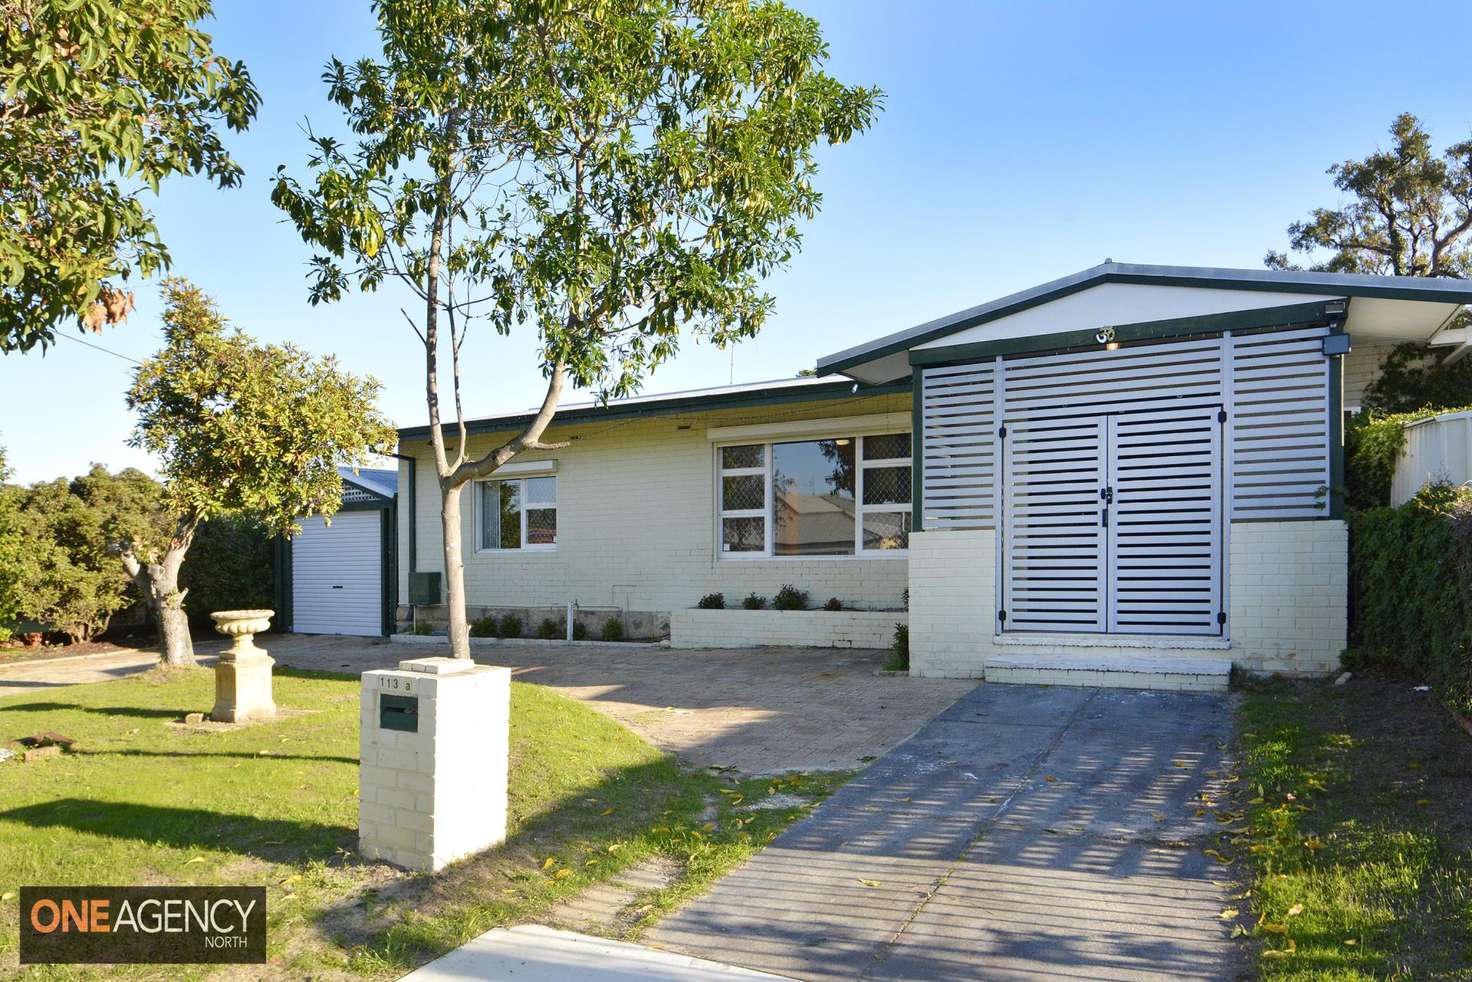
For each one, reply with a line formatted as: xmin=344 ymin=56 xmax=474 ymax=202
xmin=292 ymin=513 xmax=383 ymax=636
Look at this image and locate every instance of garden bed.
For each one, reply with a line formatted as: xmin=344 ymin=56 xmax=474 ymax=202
xmin=670 ymin=607 xmax=905 ymax=649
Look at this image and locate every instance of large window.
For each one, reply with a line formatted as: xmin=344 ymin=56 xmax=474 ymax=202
xmin=478 ymin=475 xmax=557 ymax=551
xmin=718 ymin=433 xmax=910 ymax=558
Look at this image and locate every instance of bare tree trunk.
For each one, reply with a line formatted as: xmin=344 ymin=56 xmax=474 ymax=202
xmin=440 ymin=482 xmax=471 ymax=659
xmin=121 ymin=525 xmax=197 ymax=668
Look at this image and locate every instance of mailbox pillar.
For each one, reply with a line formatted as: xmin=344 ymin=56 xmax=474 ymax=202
xmin=359 ymin=656 xmax=510 ymax=872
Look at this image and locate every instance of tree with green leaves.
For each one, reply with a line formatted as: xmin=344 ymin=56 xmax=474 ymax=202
xmin=273 ymin=0 xmax=881 ymax=658
xmin=124 ymin=279 xmax=397 ymax=665
xmin=0 ymin=0 xmax=259 ymax=352
xmin=1267 ymin=113 xmax=1472 ymax=277
xmin=6 ymin=468 xmax=148 ymax=643
xmin=0 ymin=447 xmax=26 ymax=642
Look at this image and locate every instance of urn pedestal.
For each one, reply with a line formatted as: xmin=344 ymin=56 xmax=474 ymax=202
xmin=209 ymin=609 xmax=277 ymax=723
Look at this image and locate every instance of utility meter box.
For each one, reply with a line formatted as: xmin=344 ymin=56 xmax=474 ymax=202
xmin=408 ymin=571 xmax=441 ymax=606
xmin=359 ymin=657 xmax=509 ymax=871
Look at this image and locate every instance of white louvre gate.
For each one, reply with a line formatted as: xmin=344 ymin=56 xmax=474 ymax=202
xmin=1000 ymin=409 xmax=1223 ymax=635
xmin=1107 ymin=409 xmax=1222 ymax=634
xmin=917 ymin=323 xmax=1334 ymax=637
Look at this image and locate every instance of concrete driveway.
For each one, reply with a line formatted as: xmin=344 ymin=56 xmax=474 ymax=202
xmin=648 ymin=684 xmax=1244 ymax=981
xmin=0 ymin=635 xmax=975 ymax=776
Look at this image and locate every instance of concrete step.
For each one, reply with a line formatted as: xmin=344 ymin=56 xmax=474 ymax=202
xmin=983 ymin=652 xmax=1231 ymax=692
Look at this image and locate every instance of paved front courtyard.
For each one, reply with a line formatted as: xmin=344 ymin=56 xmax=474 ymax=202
xmin=0 ymin=635 xmax=976 ymax=775
xmin=648 ymin=684 xmax=1244 ymax=980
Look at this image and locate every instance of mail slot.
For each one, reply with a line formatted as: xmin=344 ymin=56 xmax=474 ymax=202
xmin=380 ymin=693 xmax=418 ymax=732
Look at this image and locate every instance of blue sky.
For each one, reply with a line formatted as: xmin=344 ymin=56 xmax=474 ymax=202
xmin=4 ymin=0 xmax=1471 ymax=483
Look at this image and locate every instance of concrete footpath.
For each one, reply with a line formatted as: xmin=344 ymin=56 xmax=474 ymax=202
xmin=402 ymin=924 xmax=793 ymax=981
xmin=647 ymin=684 xmax=1245 ymax=981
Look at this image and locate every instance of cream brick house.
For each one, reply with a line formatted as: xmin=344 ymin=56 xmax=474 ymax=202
xmin=395 ymin=263 xmax=1472 ymax=683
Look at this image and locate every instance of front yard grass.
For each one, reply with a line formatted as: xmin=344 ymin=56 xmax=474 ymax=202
xmin=1236 ymin=672 xmax=1472 ymax=978
xmin=0 ymin=667 xmax=845 ymax=979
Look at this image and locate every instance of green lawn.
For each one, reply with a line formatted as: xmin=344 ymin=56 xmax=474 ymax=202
xmin=0 ymin=667 xmax=844 ymax=979
xmin=1236 ymin=674 xmax=1472 ymax=978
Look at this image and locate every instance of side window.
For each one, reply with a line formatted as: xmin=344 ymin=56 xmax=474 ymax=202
xmin=719 ymin=445 xmax=766 ymax=553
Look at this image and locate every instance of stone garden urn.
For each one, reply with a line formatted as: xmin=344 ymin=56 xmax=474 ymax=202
xmin=208 ymin=609 xmax=277 ymax=723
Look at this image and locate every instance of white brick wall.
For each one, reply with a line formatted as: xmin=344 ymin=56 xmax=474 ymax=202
xmin=398 ymin=393 xmax=911 ymax=617
xmin=908 ymin=521 xmax=1347 ymax=678
xmin=1227 ymin=521 xmax=1347 ymax=675
xmin=670 ymin=608 xmax=904 ymax=649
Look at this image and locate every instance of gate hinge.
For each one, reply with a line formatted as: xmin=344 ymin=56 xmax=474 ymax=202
xmin=1217 ymin=409 xmax=1227 ymax=423
xmin=997 ymin=425 xmax=1007 ymax=439
xmin=998 ymin=609 xmax=1007 ymax=623
xmin=1217 ymin=611 xmax=1226 ymax=625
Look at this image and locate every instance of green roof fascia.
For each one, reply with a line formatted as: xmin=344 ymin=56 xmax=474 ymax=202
xmin=908 ymin=300 xmax=1336 ymax=368
xmin=396 ymin=379 xmax=912 ymax=444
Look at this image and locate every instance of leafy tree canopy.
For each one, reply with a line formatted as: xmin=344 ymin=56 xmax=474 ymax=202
xmin=125 ymin=280 xmax=399 ymax=546
xmin=0 ymin=0 xmax=259 ymax=352
xmin=1267 ymin=113 xmax=1472 ymax=278
xmin=272 ymin=0 xmax=882 ymax=405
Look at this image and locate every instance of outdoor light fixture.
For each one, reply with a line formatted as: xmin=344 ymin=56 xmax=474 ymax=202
xmin=834 ymin=438 xmax=851 ymax=446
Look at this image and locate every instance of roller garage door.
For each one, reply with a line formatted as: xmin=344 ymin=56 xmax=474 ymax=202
xmin=291 ymin=513 xmax=384 ymax=635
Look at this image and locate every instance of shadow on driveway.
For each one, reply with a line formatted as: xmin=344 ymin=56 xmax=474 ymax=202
xmin=648 ymin=684 xmax=1246 ymax=981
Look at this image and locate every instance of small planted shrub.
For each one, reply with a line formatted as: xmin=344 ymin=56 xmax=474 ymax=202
xmin=742 ymin=593 xmax=766 ymax=610
xmin=536 ymin=617 xmax=560 ymax=639
xmin=601 ymin=618 xmax=626 ymax=642
xmin=412 ymin=620 xmax=434 ymax=636
xmin=497 ymin=613 xmax=523 ymax=639
xmin=823 ymin=596 xmax=843 ymax=611
xmin=572 ymin=620 xmax=589 ymax=641
xmin=697 ymin=592 xmax=726 ymax=610
xmin=773 ymin=584 xmax=808 ymax=611
xmin=885 ymin=623 xmax=910 ymax=672
xmin=469 ymin=615 xmax=498 ymax=638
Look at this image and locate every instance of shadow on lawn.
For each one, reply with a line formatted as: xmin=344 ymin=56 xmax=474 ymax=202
xmin=0 ymin=798 xmax=356 ymax=865
xmin=0 ymin=700 xmax=184 ymax=719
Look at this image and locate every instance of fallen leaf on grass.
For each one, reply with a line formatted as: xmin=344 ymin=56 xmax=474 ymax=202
xmin=601 ymin=807 xmax=615 ymax=815
xmin=1286 ymin=904 xmax=1303 ymax=917
xmin=553 ymin=869 xmax=572 ymax=880
xmin=1416 ymin=799 xmax=1433 ymax=806
xmin=541 ymin=857 xmax=557 ymax=870
xmin=857 ymin=879 xmax=881 ymax=888
xmin=1230 ymin=925 xmax=1248 ymax=938
xmin=1259 ymin=921 xmax=1288 ymax=934
xmin=184 ymin=857 xmax=207 ymax=865
xmin=1 ymin=892 xmax=14 ymax=902
xmin=1203 ymin=849 xmax=1233 ymax=864
xmin=1219 ymin=907 xmax=1239 ymax=919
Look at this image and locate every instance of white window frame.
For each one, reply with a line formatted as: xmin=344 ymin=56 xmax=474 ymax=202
xmin=714 ymin=432 xmax=911 ymax=561
xmin=475 ymin=474 xmax=558 ymax=554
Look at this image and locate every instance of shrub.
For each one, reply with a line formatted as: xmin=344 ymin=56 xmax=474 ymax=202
xmin=497 ymin=613 xmax=523 ymax=639
xmin=773 ymin=584 xmax=807 ymax=611
xmin=823 ymin=596 xmax=843 ymax=611
xmin=179 ymin=516 xmax=273 ymax=624
xmin=884 ymin=623 xmax=909 ymax=672
xmin=412 ymin=620 xmax=433 ymax=636
xmin=1351 ymin=482 xmax=1472 ymax=716
xmin=697 ymin=592 xmax=725 ymax=609
xmin=469 ymin=615 xmax=498 ymax=638
xmin=536 ymin=617 xmax=560 ymax=639
xmin=601 ymin=617 xmax=625 ymax=641
xmin=741 ymin=593 xmax=766 ymax=610
xmin=572 ymin=620 xmax=589 ymax=641
xmin=902 ymin=588 xmax=909 ymax=610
